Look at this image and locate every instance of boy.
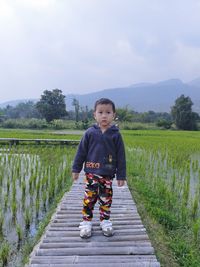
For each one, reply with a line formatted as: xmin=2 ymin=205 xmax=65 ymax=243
xmin=72 ymin=98 xmax=126 ymax=238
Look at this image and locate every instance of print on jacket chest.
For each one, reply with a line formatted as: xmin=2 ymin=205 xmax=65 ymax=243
xmin=86 ymin=161 xmax=100 ymax=168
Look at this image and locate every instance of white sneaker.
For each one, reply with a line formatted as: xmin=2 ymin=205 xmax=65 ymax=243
xmin=100 ymin=220 xmax=113 ymax=236
xmin=79 ymin=221 xmax=92 ymax=238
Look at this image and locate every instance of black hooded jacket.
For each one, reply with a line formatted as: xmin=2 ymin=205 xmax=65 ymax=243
xmin=72 ymin=124 xmax=126 ymax=180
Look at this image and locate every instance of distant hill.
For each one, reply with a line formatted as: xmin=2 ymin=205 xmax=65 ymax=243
xmin=65 ymin=79 xmax=200 ymax=113
xmin=0 ymin=78 xmax=200 ymax=113
xmin=0 ymin=99 xmax=38 ymax=108
xmin=188 ymin=77 xmax=200 ymax=87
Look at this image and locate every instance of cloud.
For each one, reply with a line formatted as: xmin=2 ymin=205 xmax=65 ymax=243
xmin=112 ymin=40 xmax=144 ymax=63
xmin=16 ymin=0 xmax=56 ymax=10
xmin=172 ymin=41 xmax=200 ymax=81
xmin=0 ymin=1 xmax=14 ymax=20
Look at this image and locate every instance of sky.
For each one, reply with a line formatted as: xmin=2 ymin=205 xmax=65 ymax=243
xmin=1 ymin=0 xmax=200 ymax=103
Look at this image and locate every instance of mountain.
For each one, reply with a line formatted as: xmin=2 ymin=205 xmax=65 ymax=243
xmin=0 ymin=99 xmax=38 ymax=108
xmin=0 ymin=78 xmax=200 ymax=113
xmin=65 ymin=79 xmax=200 ymax=113
xmin=188 ymin=77 xmax=200 ymax=87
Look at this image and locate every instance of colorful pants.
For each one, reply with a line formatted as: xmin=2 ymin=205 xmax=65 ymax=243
xmin=82 ymin=173 xmax=113 ymax=221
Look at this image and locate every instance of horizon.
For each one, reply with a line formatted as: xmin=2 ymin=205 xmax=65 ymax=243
xmin=1 ymin=77 xmax=200 ymax=115
xmin=0 ymin=76 xmax=196 ymax=104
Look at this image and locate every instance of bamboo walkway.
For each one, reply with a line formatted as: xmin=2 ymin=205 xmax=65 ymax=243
xmin=0 ymin=138 xmax=79 ymax=146
xmin=27 ymin=174 xmax=160 ymax=267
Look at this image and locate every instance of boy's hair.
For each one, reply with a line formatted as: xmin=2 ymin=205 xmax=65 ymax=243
xmin=94 ymin=98 xmax=116 ymax=112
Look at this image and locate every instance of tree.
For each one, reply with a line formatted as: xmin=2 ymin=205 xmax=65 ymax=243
xmin=116 ymin=107 xmax=133 ymax=121
xmin=13 ymin=101 xmax=40 ymax=118
xmin=171 ymin=94 xmax=199 ymax=130
xmin=156 ymin=119 xmax=172 ymax=129
xmin=36 ymin=89 xmax=67 ymax=122
xmin=72 ymin=98 xmax=80 ymax=122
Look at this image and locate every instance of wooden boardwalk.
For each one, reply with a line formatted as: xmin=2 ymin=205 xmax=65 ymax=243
xmin=27 ymin=175 xmax=160 ymax=267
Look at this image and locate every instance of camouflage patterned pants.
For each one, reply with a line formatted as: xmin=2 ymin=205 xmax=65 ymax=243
xmin=82 ymin=173 xmax=113 ymax=221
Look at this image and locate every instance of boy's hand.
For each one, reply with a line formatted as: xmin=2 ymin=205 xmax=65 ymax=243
xmin=117 ymin=180 xmax=126 ymax=187
xmin=72 ymin=172 xmax=79 ymax=181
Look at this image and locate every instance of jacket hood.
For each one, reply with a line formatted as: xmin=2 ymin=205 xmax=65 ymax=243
xmin=92 ymin=124 xmax=119 ymax=132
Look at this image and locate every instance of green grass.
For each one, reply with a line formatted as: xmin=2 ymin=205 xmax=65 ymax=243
xmin=0 ymin=128 xmax=83 ymax=140
xmin=125 ymin=130 xmax=200 ymax=267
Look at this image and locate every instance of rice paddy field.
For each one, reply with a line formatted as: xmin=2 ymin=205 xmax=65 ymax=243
xmin=0 ymin=130 xmax=79 ymax=267
xmin=0 ymin=129 xmax=200 ymax=266
xmin=125 ymin=130 xmax=200 ymax=267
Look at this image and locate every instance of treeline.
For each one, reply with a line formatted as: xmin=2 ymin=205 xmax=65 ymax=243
xmin=0 ymin=89 xmax=199 ymax=130
xmin=0 ymin=101 xmax=173 ymax=129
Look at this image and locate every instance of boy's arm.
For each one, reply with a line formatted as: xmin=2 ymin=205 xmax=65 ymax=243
xmin=115 ymin=133 xmax=126 ymax=180
xmin=72 ymin=132 xmax=89 ymax=175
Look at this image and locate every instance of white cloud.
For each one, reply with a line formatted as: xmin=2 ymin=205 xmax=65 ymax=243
xmin=16 ymin=0 xmax=56 ymax=9
xmin=172 ymin=41 xmax=200 ymax=81
xmin=113 ymin=40 xmax=143 ymax=62
xmin=111 ymin=39 xmax=146 ymax=77
xmin=0 ymin=1 xmax=14 ymax=19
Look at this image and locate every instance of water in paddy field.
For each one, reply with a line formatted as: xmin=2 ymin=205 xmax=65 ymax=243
xmin=127 ymin=147 xmax=200 ymax=213
xmin=190 ymin=153 xmax=200 ymax=199
xmin=0 ymin=145 xmax=72 ymax=267
xmin=1 ymin=154 xmax=39 ymax=232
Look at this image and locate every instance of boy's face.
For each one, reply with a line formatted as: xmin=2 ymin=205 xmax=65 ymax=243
xmin=94 ymin=104 xmax=115 ymax=130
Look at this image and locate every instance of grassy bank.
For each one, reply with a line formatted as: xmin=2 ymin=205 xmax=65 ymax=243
xmin=0 ymin=128 xmax=83 ymax=140
xmin=125 ymin=130 xmax=200 ymax=267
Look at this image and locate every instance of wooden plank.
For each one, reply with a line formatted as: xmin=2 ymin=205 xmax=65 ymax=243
xmin=50 ymin=220 xmax=144 ymax=227
xmin=36 ymin=246 xmax=155 ymax=256
xmin=31 ymin=255 xmax=158 ymax=263
xmin=45 ymin=228 xmax=147 ymax=237
xmin=0 ymin=138 xmax=79 ymax=146
xmin=30 ymin=263 xmax=160 ymax=267
xmin=49 ymin=225 xmax=145 ymax=231
xmin=30 ymin=264 xmax=159 ymax=267
xmin=42 ymin=234 xmax=150 ymax=243
xmin=27 ymin=174 xmax=160 ymax=267
xmin=39 ymin=241 xmax=152 ymax=248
